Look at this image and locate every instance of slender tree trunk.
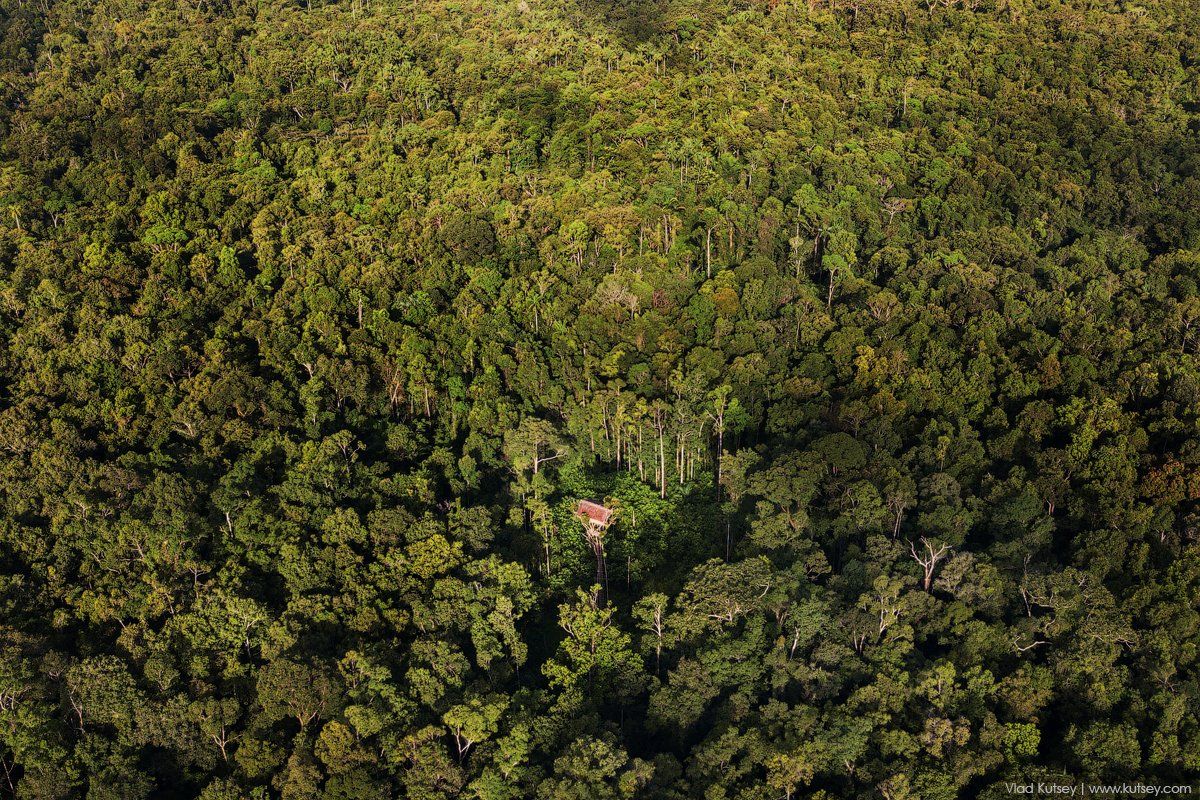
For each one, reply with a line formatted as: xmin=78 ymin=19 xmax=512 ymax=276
xmin=615 ymin=421 xmax=621 ymax=468
xmin=638 ymin=426 xmax=645 ymax=481
xmin=716 ymin=423 xmax=724 ymax=500
xmin=592 ymin=536 xmax=609 ymax=606
xmin=659 ymin=424 xmax=667 ymax=498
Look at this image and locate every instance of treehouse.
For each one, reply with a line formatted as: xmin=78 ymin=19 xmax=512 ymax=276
xmin=576 ymin=500 xmax=614 ymax=605
xmin=576 ymin=500 xmax=614 ymax=532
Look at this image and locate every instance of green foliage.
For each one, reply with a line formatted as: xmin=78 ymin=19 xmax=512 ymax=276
xmin=1 ymin=0 xmax=1200 ymax=796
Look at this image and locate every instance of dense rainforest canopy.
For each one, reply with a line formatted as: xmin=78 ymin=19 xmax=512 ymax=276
xmin=2 ymin=0 xmax=1200 ymax=796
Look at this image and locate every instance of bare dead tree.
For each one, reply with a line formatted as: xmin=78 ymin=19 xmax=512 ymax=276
xmin=909 ymin=537 xmax=952 ymax=591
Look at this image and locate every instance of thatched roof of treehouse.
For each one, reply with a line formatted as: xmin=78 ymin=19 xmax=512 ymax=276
xmin=576 ymin=500 xmax=614 ymax=528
